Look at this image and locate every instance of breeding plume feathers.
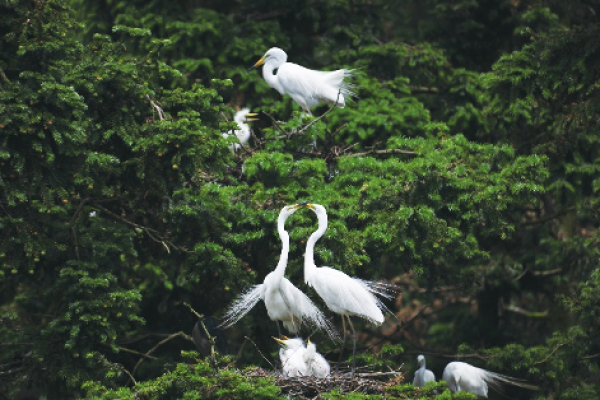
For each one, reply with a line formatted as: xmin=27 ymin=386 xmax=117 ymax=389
xmin=443 ymin=361 xmax=539 ymax=398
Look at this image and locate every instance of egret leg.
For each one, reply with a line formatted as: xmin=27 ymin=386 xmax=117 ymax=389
xmin=276 ymin=321 xmax=282 ymax=338
xmin=336 ymin=316 xmax=348 ymax=373
xmin=347 ymin=316 xmax=357 ymax=374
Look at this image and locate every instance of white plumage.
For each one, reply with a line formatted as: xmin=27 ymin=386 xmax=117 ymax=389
xmin=275 ymin=336 xmax=308 ymax=377
xmin=305 ymin=339 xmax=330 ymax=378
xmin=275 ymin=337 xmax=330 ymax=378
xmin=221 ymin=205 xmax=335 ymax=339
xmin=413 ymin=354 xmax=436 ymax=387
xmin=222 ymin=108 xmax=257 ymax=152
xmin=442 ymin=361 xmax=539 ymax=398
xmin=250 ymin=47 xmax=354 ymax=114
xmin=300 ymin=203 xmax=395 ymax=371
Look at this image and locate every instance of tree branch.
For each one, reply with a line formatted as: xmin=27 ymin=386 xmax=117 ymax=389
xmin=132 ymin=331 xmax=195 ymax=376
xmin=348 ymin=148 xmax=417 ymax=157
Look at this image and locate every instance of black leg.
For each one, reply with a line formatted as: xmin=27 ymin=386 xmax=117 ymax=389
xmin=336 ymin=316 xmax=348 ymax=373
xmin=347 ymin=317 xmax=357 ymax=374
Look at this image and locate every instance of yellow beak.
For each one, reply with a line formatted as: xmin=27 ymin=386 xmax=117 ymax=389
xmin=249 ymin=57 xmax=266 ymax=71
xmin=245 ymin=112 xmax=259 ymax=121
xmin=273 ymin=337 xmax=286 ymax=346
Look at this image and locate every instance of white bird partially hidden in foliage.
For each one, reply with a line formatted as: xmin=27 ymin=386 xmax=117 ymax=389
xmin=221 ymin=205 xmax=336 ymax=339
xmin=250 ymin=47 xmax=354 ymax=114
xmin=274 ymin=336 xmax=309 ymax=377
xmin=413 ymin=354 xmax=436 ymax=387
xmin=222 ymin=108 xmax=258 ymax=152
xmin=442 ymin=361 xmax=539 ymax=399
xmin=298 ymin=203 xmax=396 ymax=372
xmin=305 ymin=338 xmax=330 ymax=378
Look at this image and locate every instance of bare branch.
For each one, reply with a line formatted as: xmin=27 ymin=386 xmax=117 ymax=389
xmin=132 ymin=331 xmax=195 ymax=376
xmin=348 ymin=148 xmax=417 ymax=157
xmin=244 ymin=336 xmax=276 ymax=371
xmin=146 ymin=94 xmax=166 ymax=121
xmin=93 ymin=203 xmax=190 ymax=253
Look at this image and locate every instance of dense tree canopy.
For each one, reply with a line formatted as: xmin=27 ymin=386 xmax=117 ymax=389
xmin=1 ymin=0 xmax=599 ymax=399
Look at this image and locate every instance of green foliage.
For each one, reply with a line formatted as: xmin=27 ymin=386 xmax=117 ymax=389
xmin=1 ymin=0 xmax=600 ymax=399
xmin=84 ymin=355 xmax=281 ymax=400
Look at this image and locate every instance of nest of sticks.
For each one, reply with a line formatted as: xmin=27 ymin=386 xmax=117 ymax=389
xmin=245 ymin=367 xmax=405 ymax=398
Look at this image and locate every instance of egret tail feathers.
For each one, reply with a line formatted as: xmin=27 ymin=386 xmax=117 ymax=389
xmin=219 ymin=284 xmax=264 ymax=329
xmin=294 ymin=289 xmax=339 ymax=340
xmin=484 ymin=370 xmax=540 ymax=392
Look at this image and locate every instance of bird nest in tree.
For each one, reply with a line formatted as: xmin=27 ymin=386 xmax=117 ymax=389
xmin=245 ymin=368 xmax=406 ymax=398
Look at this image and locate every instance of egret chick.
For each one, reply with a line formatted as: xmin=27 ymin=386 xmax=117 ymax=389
xmin=298 ymin=203 xmax=396 ymax=372
xmin=305 ymin=339 xmax=330 ymax=378
xmin=250 ymin=47 xmax=354 ymax=114
xmin=227 ymin=108 xmax=257 ymax=151
xmin=413 ymin=354 xmax=436 ymax=387
xmin=442 ymin=361 xmax=539 ymax=399
xmin=222 ymin=108 xmax=258 ymax=152
xmin=221 ymin=205 xmax=336 ymax=339
xmin=274 ymin=336 xmax=308 ymax=377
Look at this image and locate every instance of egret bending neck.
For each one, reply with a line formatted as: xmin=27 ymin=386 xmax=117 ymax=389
xmin=262 ymin=60 xmax=284 ymax=94
xmin=274 ymin=217 xmax=290 ymax=276
xmin=304 ymin=208 xmax=328 ymax=282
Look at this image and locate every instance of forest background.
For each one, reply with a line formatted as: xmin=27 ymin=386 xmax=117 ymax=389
xmin=1 ymin=0 xmax=600 ymax=399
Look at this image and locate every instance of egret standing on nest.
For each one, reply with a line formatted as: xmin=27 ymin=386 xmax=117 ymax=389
xmin=298 ymin=203 xmax=396 ymax=372
xmin=222 ymin=108 xmax=258 ymax=152
xmin=442 ymin=361 xmax=539 ymax=398
xmin=221 ymin=205 xmax=335 ymax=339
xmin=249 ymin=47 xmax=354 ymax=115
xmin=413 ymin=354 xmax=436 ymax=387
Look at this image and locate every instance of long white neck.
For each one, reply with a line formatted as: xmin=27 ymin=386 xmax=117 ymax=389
xmin=273 ymin=214 xmax=290 ymax=276
xmin=262 ymin=59 xmax=284 ymax=94
xmin=304 ymin=207 xmax=327 ymax=284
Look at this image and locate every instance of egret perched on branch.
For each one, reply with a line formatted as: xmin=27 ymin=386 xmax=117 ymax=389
xmin=306 ymin=338 xmax=330 ymax=378
xmin=249 ymin=47 xmax=354 ymax=114
xmin=298 ymin=203 xmax=396 ymax=372
xmin=221 ymin=205 xmax=336 ymax=339
xmin=222 ymin=108 xmax=258 ymax=152
xmin=442 ymin=361 xmax=539 ymax=399
xmin=274 ymin=336 xmax=308 ymax=377
xmin=413 ymin=354 xmax=436 ymax=387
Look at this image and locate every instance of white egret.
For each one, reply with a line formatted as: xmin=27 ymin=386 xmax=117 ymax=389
xmin=298 ymin=203 xmax=396 ymax=372
xmin=249 ymin=47 xmax=354 ymax=114
xmin=221 ymin=108 xmax=258 ymax=152
xmin=305 ymin=338 xmax=330 ymax=378
xmin=413 ymin=354 xmax=436 ymax=387
xmin=274 ymin=336 xmax=308 ymax=377
xmin=221 ymin=205 xmax=336 ymax=338
xmin=442 ymin=361 xmax=539 ymax=399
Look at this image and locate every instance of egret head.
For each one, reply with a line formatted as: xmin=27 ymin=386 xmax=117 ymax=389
xmin=417 ymin=354 xmax=425 ymax=367
xmin=249 ymin=47 xmax=287 ymax=71
xmin=280 ymin=204 xmax=300 ymax=220
xmin=234 ymin=108 xmax=259 ymax=124
xmin=273 ymin=336 xmax=304 ymax=350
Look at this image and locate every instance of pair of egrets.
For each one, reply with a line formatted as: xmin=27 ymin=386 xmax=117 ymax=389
xmin=221 ymin=203 xmax=395 ymax=371
xmin=413 ymin=355 xmax=538 ymax=399
xmin=275 ymin=336 xmax=329 ymax=378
